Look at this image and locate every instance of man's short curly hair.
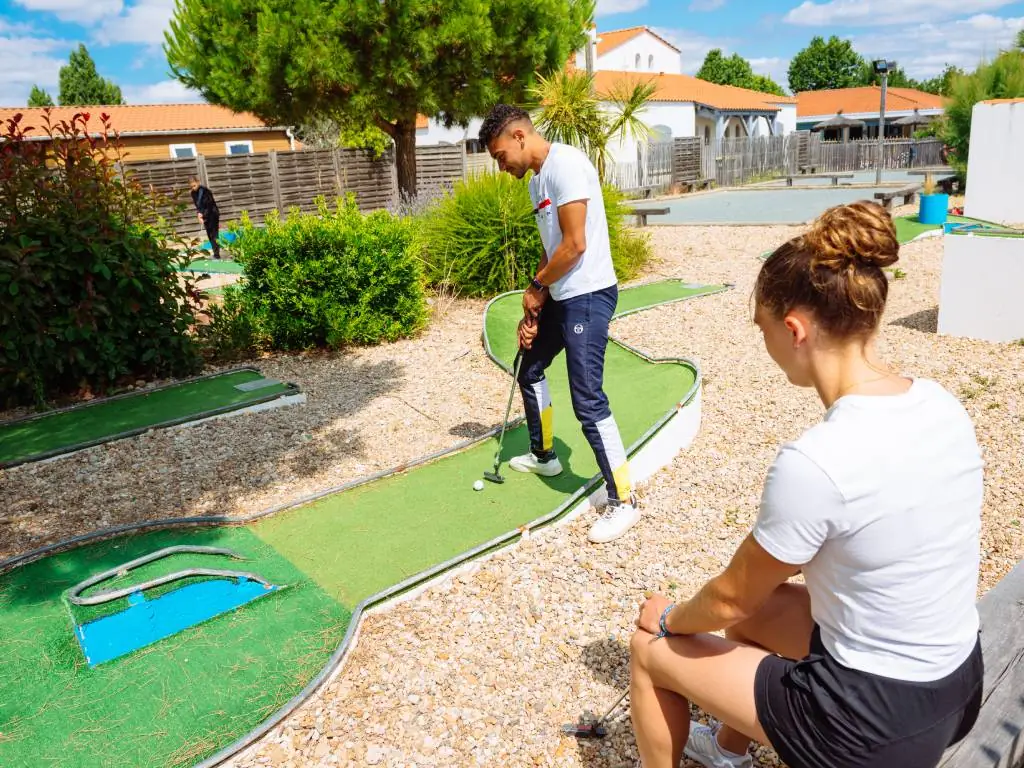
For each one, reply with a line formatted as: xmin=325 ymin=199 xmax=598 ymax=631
xmin=478 ymin=104 xmax=532 ymax=148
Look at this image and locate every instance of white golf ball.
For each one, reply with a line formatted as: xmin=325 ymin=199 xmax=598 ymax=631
xmin=473 ymin=480 xmax=484 ymax=491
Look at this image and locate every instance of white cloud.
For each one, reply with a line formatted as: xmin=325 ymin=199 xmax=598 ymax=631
xmin=653 ymin=27 xmax=737 ymax=73
xmin=0 ymin=33 xmax=69 ymax=105
xmin=749 ymin=56 xmax=792 ymax=89
xmin=784 ymin=0 xmax=1016 ymax=27
xmin=595 ymin=0 xmax=648 ymax=17
xmin=94 ymin=0 xmax=176 ymax=46
xmin=689 ymin=0 xmax=725 ymax=10
xmin=13 ymin=0 xmax=122 ymax=24
xmin=121 ymin=79 xmax=202 ymax=104
xmin=853 ymin=13 xmax=1024 ymax=78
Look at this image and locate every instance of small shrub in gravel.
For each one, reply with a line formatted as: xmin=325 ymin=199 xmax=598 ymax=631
xmin=199 ymin=196 xmax=428 ymax=356
xmin=415 ymin=172 xmax=651 ymax=297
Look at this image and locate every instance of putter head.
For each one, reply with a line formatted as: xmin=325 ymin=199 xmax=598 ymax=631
xmin=561 ymin=722 xmax=607 ymax=739
xmin=483 ymin=471 xmax=505 ymax=484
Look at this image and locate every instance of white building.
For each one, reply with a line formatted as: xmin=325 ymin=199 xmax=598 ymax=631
xmin=416 ymin=25 xmax=797 ymax=161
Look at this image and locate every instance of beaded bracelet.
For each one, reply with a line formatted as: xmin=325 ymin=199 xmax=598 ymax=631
xmin=657 ymin=603 xmax=676 ymax=638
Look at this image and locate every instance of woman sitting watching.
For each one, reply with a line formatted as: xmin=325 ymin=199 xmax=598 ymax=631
xmin=629 ymin=201 xmax=984 ymax=768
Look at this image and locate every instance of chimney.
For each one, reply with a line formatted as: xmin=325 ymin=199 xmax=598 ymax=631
xmin=586 ymin=24 xmax=598 ymax=74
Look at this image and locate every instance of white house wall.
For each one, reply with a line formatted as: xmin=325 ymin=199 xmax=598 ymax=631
xmin=773 ymin=104 xmax=797 ymax=135
xmin=604 ymin=102 xmax=696 ymax=164
xmin=964 ymin=101 xmax=1024 ymax=225
xmin=596 ymin=32 xmax=682 ymax=75
xmin=416 ymin=117 xmax=484 ymax=147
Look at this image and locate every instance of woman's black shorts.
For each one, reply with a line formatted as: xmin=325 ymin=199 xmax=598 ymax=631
xmin=755 ymin=626 xmax=983 ymax=768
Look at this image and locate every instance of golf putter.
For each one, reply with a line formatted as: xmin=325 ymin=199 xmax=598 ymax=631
xmin=483 ymin=348 xmax=524 ymax=484
xmin=562 ymin=689 xmax=629 ymax=739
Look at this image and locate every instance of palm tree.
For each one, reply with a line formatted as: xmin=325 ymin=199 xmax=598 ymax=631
xmin=527 ymin=69 xmax=657 ymax=181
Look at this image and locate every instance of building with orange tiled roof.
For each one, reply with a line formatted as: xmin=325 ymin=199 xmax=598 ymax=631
xmin=0 ymin=103 xmax=297 ymax=162
xmin=796 ymin=86 xmax=946 ymax=139
xmin=417 ymin=25 xmax=799 ymax=164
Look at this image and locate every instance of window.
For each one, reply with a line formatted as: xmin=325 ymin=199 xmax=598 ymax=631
xmin=225 ymin=140 xmax=254 ymax=155
xmin=635 ymin=53 xmax=641 ymax=69
xmin=648 ymin=54 xmax=654 ymax=70
xmin=169 ymin=143 xmax=197 ymax=159
xmin=704 ymin=125 xmax=711 ymax=144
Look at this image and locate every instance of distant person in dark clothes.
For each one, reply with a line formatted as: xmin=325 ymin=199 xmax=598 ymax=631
xmin=190 ymin=177 xmax=221 ymax=259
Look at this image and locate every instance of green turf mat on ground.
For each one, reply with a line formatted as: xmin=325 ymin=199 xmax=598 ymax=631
xmin=0 ymin=527 xmax=348 ymax=768
xmin=0 ymin=280 xmax=723 ymax=767
xmin=0 ymin=369 xmax=297 ymax=467
xmin=255 ymin=282 xmax=722 ymax=604
xmin=176 ymin=258 xmax=244 ymax=275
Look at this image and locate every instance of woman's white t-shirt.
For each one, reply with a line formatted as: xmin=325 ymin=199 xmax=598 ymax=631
xmin=753 ymin=378 xmax=983 ymax=682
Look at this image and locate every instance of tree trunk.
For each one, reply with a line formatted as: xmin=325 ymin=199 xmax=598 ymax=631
xmin=394 ymin=119 xmax=417 ymax=202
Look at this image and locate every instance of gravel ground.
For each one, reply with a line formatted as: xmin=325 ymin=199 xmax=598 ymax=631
xmin=3 ymin=204 xmax=1022 ymax=767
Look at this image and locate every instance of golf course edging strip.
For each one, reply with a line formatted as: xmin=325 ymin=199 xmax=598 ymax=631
xmin=0 ymin=282 xmax=730 ymax=768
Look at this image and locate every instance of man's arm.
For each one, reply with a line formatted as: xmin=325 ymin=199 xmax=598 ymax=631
xmin=523 ymin=201 xmax=586 ymax=317
xmin=536 ymin=200 xmax=586 ymax=286
xmin=663 ymin=534 xmax=803 ymax=635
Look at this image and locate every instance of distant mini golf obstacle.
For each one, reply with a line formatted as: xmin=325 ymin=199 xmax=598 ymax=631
xmin=964 ymin=99 xmax=1024 ymax=225
xmin=0 ymin=367 xmax=304 ymax=468
xmin=937 ymin=98 xmax=1024 ymax=343
xmin=938 ymin=229 xmax=1024 ymax=343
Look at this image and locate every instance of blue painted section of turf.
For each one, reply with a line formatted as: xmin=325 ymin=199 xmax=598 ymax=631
xmin=75 ymin=578 xmax=281 ymax=666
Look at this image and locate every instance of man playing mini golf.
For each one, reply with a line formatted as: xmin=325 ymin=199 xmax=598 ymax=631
xmin=479 ymin=104 xmax=638 ymax=544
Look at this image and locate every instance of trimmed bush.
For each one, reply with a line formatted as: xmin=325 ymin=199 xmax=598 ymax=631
xmin=415 ymin=171 xmax=651 ymax=297
xmin=203 ymin=197 xmax=427 ymax=355
xmin=0 ymin=110 xmax=201 ymax=408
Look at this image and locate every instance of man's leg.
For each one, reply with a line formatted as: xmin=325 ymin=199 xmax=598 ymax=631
xmin=513 ymin=301 xmax=565 ymax=473
xmin=205 ymin=215 xmax=221 ymax=259
xmin=560 ymin=287 xmax=631 ymax=499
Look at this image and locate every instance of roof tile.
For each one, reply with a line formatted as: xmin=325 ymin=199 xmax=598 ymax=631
xmin=594 ymin=70 xmax=794 ymax=112
xmin=796 ymin=87 xmax=946 ymax=117
xmin=0 ymin=103 xmax=280 ymax=137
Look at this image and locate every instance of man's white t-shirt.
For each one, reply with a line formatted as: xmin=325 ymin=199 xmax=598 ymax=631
xmin=528 ymin=143 xmax=617 ymax=302
xmin=753 ymin=378 xmax=983 ymax=682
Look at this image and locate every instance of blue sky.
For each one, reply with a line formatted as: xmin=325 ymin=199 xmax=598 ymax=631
xmin=1 ymin=0 xmax=1023 ymax=105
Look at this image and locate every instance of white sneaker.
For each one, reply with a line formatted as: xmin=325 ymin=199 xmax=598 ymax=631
xmin=509 ymin=453 xmax=563 ymax=477
xmin=587 ymin=499 xmax=640 ymax=543
xmin=684 ymin=722 xmax=752 ymax=768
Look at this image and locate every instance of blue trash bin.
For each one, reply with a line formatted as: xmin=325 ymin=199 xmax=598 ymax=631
xmin=919 ymin=193 xmax=949 ymax=225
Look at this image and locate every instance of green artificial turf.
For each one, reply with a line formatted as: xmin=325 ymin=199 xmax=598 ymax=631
xmin=176 ymin=258 xmax=245 ymax=275
xmin=0 ymin=527 xmax=348 ymax=768
xmin=0 ymin=280 xmax=723 ymax=767
xmin=0 ymin=370 xmax=294 ymax=467
xmin=254 ymin=282 xmax=724 ymax=604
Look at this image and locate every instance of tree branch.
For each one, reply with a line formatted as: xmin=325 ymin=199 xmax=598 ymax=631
xmin=375 ymin=117 xmax=397 ymax=139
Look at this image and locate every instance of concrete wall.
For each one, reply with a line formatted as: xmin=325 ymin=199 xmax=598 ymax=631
xmin=596 ymin=32 xmax=682 ymax=75
xmin=964 ymin=101 xmax=1024 ymax=225
xmin=118 ymin=131 xmax=293 ymax=161
xmin=773 ymin=104 xmax=797 ymax=135
xmin=938 ymin=232 xmax=1024 ymax=343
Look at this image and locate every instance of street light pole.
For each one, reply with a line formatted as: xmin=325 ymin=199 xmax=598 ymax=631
xmin=873 ymin=59 xmax=893 ymax=186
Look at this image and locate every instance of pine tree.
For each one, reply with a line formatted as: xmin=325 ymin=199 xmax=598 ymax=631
xmin=58 ymin=44 xmax=124 ymax=106
xmin=28 ymin=86 xmax=55 ymax=107
xmin=165 ymin=0 xmax=593 ymax=200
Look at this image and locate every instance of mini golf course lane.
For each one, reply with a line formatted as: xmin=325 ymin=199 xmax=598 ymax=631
xmin=0 ymin=280 xmax=724 ymax=768
xmin=0 ymin=368 xmax=298 ymax=468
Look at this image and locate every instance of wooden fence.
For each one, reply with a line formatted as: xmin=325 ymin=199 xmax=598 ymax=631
xmin=806 ymin=137 xmax=944 ymax=172
xmin=123 ymin=144 xmax=464 ymax=239
xmin=692 ymin=134 xmax=944 ymax=187
xmin=671 ymin=137 xmax=701 ymax=189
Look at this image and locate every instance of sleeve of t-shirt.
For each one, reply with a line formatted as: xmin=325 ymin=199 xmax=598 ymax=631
xmin=549 ymin=152 xmax=592 ymax=207
xmin=752 ymin=445 xmax=842 ymax=565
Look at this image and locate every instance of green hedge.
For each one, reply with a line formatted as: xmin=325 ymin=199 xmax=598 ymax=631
xmin=0 ymin=111 xmax=201 ymax=408
xmin=415 ymin=172 xmax=651 ymax=297
xmin=200 ymin=197 xmax=427 ymax=357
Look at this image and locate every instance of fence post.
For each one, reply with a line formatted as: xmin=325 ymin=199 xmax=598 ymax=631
xmin=460 ymin=142 xmax=468 ymax=181
xmin=196 ymin=154 xmax=208 ymax=187
xmin=331 ymin=148 xmax=343 ymax=197
xmin=268 ymin=149 xmax=283 ymax=211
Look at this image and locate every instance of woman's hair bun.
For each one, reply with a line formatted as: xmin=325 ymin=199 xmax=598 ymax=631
xmin=804 ymin=201 xmax=899 ymax=272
